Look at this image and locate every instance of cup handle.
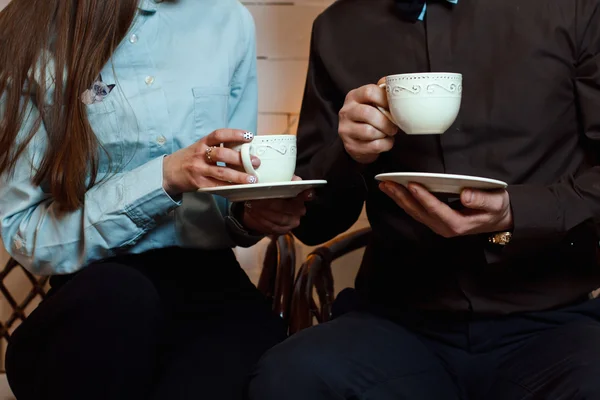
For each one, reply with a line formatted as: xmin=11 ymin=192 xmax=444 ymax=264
xmin=240 ymin=143 xmax=259 ymax=181
xmin=376 ymin=83 xmax=398 ymax=126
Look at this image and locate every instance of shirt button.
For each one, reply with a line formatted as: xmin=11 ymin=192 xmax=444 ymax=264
xmin=145 ymin=76 xmax=155 ymax=86
xmin=156 ymin=136 xmax=166 ymax=146
xmin=129 ymin=34 xmax=138 ymax=44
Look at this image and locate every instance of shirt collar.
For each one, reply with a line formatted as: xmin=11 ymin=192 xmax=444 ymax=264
xmin=138 ymin=0 xmax=159 ymax=13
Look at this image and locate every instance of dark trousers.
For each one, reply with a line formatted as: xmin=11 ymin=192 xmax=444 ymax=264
xmin=6 ymin=247 xmax=287 ymax=400
xmin=248 ymin=292 xmax=600 ymax=399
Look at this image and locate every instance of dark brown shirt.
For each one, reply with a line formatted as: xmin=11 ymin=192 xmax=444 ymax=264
xmin=294 ymin=0 xmax=600 ymax=315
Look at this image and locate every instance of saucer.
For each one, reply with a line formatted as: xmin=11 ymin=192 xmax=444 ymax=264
xmin=375 ymin=173 xmax=507 ymax=194
xmin=197 ymin=180 xmax=327 ymax=202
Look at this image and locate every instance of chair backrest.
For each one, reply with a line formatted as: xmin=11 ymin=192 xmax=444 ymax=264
xmin=289 ymin=228 xmax=371 ymax=334
xmin=257 ymin=233 xmax=296 ymax=325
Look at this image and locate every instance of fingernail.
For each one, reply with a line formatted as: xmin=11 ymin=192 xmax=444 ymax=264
xmin=243 ymin=131 xmax=254 ymax=141
xmin=464 ymin=190 xmax=473 ymax=203
xmin=247 ymin=176 xmax=257 ymax=184
xmin=409 ymin=184 xmax=418 ymax=194
xmin=251 ymin=156 xmax=260 ymax=167
xmin=307 ymin=191 xmax=314 ymax=199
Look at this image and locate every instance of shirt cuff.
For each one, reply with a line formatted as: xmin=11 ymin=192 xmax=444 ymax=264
xmin=123 ymin=156 xmax=182 ymax=230
xmin=486 ymin=184 xmax=563 ymax=261
xmin=225 ymin=202 xmax=264 ymax=248
xmin=507 ymin=184 xmax=562 ymax=240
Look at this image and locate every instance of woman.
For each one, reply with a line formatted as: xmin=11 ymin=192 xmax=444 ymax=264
xmin=0 ymin=0 xmax=309 ymax=399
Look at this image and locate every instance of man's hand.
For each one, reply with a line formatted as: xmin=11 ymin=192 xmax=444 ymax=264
xmin=241 ymin=176 xmax=314 ymax=235
xmin=338 ymin=79 xmax=398 ymax=164
xmin=380 ymin=182 xmax=513 ymax=237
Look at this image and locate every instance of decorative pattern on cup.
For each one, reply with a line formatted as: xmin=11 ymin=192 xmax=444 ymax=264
xmin=251 ymin=144 xmax=297 ymax=157
xmin=386 ymin=74 xmax=462 ymax=97
xmin=386 ymin=82 xmax=462 ymax=95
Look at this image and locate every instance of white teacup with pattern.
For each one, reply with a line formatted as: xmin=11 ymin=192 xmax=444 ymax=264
xmin=230 ymin=134 xmax=296 ymax=183
xmin=377 ymin=72 xmax=462 ymax=135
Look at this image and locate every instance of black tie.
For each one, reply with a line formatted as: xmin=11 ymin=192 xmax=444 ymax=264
xmin=393 ymin=0 xmax=426 ymax=21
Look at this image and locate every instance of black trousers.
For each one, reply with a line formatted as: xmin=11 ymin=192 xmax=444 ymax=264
xmin=6 ymin=247 xmax=287 ymax=400
xmin=248 ymin=291 xmax=600 ymax=399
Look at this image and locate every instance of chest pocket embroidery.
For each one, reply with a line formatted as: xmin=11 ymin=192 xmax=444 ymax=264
xmin=81 ymin=74 xmax=115 ymax=105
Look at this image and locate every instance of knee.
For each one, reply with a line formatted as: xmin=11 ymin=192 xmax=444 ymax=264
xmin=4 ymin=263 xmax=163 ymax=399
xmin=247 ymin=331 xmax=340 ymax=399
xmin=63 ymin=262 xmax=162 ymax=322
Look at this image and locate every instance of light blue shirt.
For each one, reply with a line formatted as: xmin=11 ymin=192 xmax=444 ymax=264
xmin=0 ymin=0 xmax=261 ymax=275
xmin=418 ymin=0 xmax=459 ymax=20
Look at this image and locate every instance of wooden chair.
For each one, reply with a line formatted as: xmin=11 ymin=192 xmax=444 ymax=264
xmin=256 ymin=233 xmax=297 ymax=325
xmin=0 ymin=258 xmax=49 ymax=348
xmin=289 ymin=227 xmax=372 ymax=334
xmin=0 ymin=257 xmax=49 ymax=371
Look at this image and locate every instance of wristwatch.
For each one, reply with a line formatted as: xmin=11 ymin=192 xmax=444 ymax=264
xmin=488 ymin=231 xmax=512 ymax=246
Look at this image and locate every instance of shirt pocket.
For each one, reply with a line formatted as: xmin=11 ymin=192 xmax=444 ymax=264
xmin=192 ymin=86 xmax=230 ymax=138
xmin=85 ymin=97 xmax=123 ymax=173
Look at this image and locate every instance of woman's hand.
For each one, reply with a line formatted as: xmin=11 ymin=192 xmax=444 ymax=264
xmin=162 ymin=129 xmax=259 ymax=197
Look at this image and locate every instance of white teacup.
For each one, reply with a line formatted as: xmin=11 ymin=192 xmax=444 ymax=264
xmin=377 ymin=72 xmax=462 ymax=135
xmin=230 ymin=134 xmax=296 ymax=183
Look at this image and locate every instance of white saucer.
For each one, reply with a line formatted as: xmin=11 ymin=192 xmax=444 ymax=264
xmin=197 ymin=180 xmax=327 ymax=202
xmin=375 ymin=172 xmax=507 ymax=194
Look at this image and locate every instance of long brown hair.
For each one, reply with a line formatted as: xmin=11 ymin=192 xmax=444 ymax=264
xmin=0 ymin=0 xmax=138 ymax=211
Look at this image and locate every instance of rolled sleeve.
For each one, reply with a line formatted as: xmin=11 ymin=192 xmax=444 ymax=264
xmin=122 ymin=156 xmax=181 ymax=230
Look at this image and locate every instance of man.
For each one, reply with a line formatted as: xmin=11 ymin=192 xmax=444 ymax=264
xmin=248 ymin=0 xmax=600 ymax=398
